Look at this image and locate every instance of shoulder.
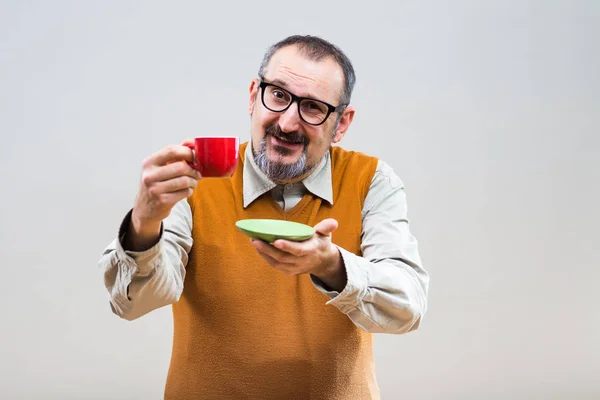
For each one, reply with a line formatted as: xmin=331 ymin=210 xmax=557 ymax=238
xmin=330 ymin=146 xmax=402 ymax=188
xmin=329 ymin=146 xmax=380 ymax=181
xmin=330 ymin=145 xmax=378 ymax=164
xmin=372 ymin=159 xmax=404 ymax=190
xmin=361 ymin=159 xmax=406 ymax=215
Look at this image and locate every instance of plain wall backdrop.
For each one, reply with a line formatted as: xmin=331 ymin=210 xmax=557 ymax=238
xmin=1 ymin=0 xmax=598 ymax=399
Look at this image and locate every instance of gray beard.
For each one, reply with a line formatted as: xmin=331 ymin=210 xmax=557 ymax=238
xmin=253 ymin=137 xmax=313 ymax=183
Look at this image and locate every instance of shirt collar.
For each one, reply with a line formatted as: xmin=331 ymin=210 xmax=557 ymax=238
xmin=242 ymin=140 xmax=333 ymax=208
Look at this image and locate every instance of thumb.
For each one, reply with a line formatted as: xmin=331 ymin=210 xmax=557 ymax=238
xmin=181 ymin=138 xmax=195 ymax=148
xmin=314 ymin=218 xmax=338 ymax=237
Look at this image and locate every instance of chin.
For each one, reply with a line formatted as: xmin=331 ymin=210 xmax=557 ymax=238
xmin=270 ymin=156 xmax=301 ymax=168
xmin=267 ymin=146 xmax=302 ymax=161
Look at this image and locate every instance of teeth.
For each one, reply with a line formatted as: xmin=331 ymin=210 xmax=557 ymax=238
xmin=276 ymin=136 xmax=300 ymax=144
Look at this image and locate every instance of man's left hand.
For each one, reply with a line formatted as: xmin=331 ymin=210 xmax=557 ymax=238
xmin=251 ymin=218 xmax=347 ymax=292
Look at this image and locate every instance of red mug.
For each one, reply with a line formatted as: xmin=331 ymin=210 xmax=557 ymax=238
xmin=188 ymin=136 xmax=239 ymax=177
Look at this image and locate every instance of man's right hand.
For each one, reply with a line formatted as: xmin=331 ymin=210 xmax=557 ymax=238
xmin=124 ymin=141 xmax=201 ymax=251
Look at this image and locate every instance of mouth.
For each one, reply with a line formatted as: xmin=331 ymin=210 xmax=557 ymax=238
xmin=269 ymin=133 xmax=306 ymax=152
xmin=273 ymin=134 xmax=304 ymax=145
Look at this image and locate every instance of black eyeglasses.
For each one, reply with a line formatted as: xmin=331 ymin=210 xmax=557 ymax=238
xmin=258 ymin=78 xmax=347 ymax=126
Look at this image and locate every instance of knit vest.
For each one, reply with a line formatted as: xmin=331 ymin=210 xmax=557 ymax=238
xmin=165 ymin=142 xmax=380 ymax=399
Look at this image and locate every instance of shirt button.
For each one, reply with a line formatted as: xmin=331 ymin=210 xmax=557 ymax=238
xmin=285 ymin=184 xmax=293 ymax=190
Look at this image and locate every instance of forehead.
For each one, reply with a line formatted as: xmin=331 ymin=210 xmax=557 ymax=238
xmin=264 ymin=45 xmax=344 ymax=103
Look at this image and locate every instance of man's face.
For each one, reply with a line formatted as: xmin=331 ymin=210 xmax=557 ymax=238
xmin=248 ymin=45 xmax=354 ymax=183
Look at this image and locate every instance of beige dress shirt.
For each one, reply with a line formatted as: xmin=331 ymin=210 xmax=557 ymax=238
xmin=99 ymin=142 xmax=429 ymax=334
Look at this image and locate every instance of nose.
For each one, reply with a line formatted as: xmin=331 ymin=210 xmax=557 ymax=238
xmin=278 ymin=103 xmax=302 ymax=133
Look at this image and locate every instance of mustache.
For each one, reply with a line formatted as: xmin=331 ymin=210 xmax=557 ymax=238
xmin=265 ymin=124 xmax=308 ymax=145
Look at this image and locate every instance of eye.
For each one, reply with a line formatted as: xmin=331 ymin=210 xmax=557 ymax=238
xmin=301 ymin=100 xmax=327 ymax=114
xmin=269 ymin=87 xmax=290 ymax=104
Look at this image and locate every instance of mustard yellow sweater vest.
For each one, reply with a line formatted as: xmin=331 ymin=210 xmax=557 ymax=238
xmin=165 ymin=142 xmax=380 ymax=399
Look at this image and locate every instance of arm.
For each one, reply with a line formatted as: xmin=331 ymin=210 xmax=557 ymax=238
xmin=311 ymin=160 xmax=429 ymax=334
xmin=99 ymin=199 xmax=193 ymax=321
xmin=99 ymin=142 xmax=200 ymax=321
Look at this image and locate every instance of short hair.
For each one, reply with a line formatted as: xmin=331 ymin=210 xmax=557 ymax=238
xmin=257 ymin=35 xmax=356 ymax=105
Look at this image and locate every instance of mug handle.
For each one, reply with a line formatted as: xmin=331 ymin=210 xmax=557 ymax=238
xmin=182 ymin=140 xmax=196 ymax=170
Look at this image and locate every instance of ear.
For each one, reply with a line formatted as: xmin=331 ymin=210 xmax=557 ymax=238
xmin=332 ymin=106 xmax=355 ymax=143
xmin=248 ymin=78 xmax=260 ymax=115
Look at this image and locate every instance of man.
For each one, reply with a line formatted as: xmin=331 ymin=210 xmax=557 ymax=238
xmin=100 ymin=35 xmax=429 ymax=400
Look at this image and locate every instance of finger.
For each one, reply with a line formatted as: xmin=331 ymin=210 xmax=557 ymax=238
xmin=158 ymin=187 xmax=196 ymax=204
xmin=146 ymin=161 xmax=201 ymax=184
xmin=150 ymin=145 xmax=195 ymax=166
xmin=251 ymin=239 xmax=295 ymax=264
xmin=272 ymin=239 xmax=311 ymax=257
xmin=181 ymin=139 xmax=195 ymax=163
xmin=154 ymin=175 xmax=198 ymax=194
xmin=181 ymin=138 xmax=195 ymax=148
xmin=313 ymin=218 xmax=338 ymax=237
xmin=254 ymin=250 xmax=298 ymax=276
xmin=255 ymin=250 xmax=278 ymax=268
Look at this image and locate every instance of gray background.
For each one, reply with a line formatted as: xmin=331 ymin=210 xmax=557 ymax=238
xmin=1 ymin=0 xmax=598 ymax=399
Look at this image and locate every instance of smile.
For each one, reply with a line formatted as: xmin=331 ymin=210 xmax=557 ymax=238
xmin=273 ymin=135 xmax=304 ymax=145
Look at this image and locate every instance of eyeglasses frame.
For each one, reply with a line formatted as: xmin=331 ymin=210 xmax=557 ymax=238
xmin=257 ymin=78 xmax=347 ymax=126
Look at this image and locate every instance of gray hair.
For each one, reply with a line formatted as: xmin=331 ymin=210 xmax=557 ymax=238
xmin=257 ymin=35 xmax=356 ymax=106
xmin=253 ymin=136 xmax=311 ymax=183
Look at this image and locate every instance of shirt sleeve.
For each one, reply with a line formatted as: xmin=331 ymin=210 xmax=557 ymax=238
xmin=98 ymin=199 xmax=193 ymax=321
xmin=311 ymin=160 xmax=429 ymax=334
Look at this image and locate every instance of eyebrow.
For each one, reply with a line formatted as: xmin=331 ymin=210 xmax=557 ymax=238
xmin=270 ymin=79 xmax=290 ymax=88
xmin=269 ymin=78 xmax=321 ymax=101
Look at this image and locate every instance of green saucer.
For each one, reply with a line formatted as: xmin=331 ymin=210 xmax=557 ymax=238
xmin=235 ymin=219 xmax=315 ymax=243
